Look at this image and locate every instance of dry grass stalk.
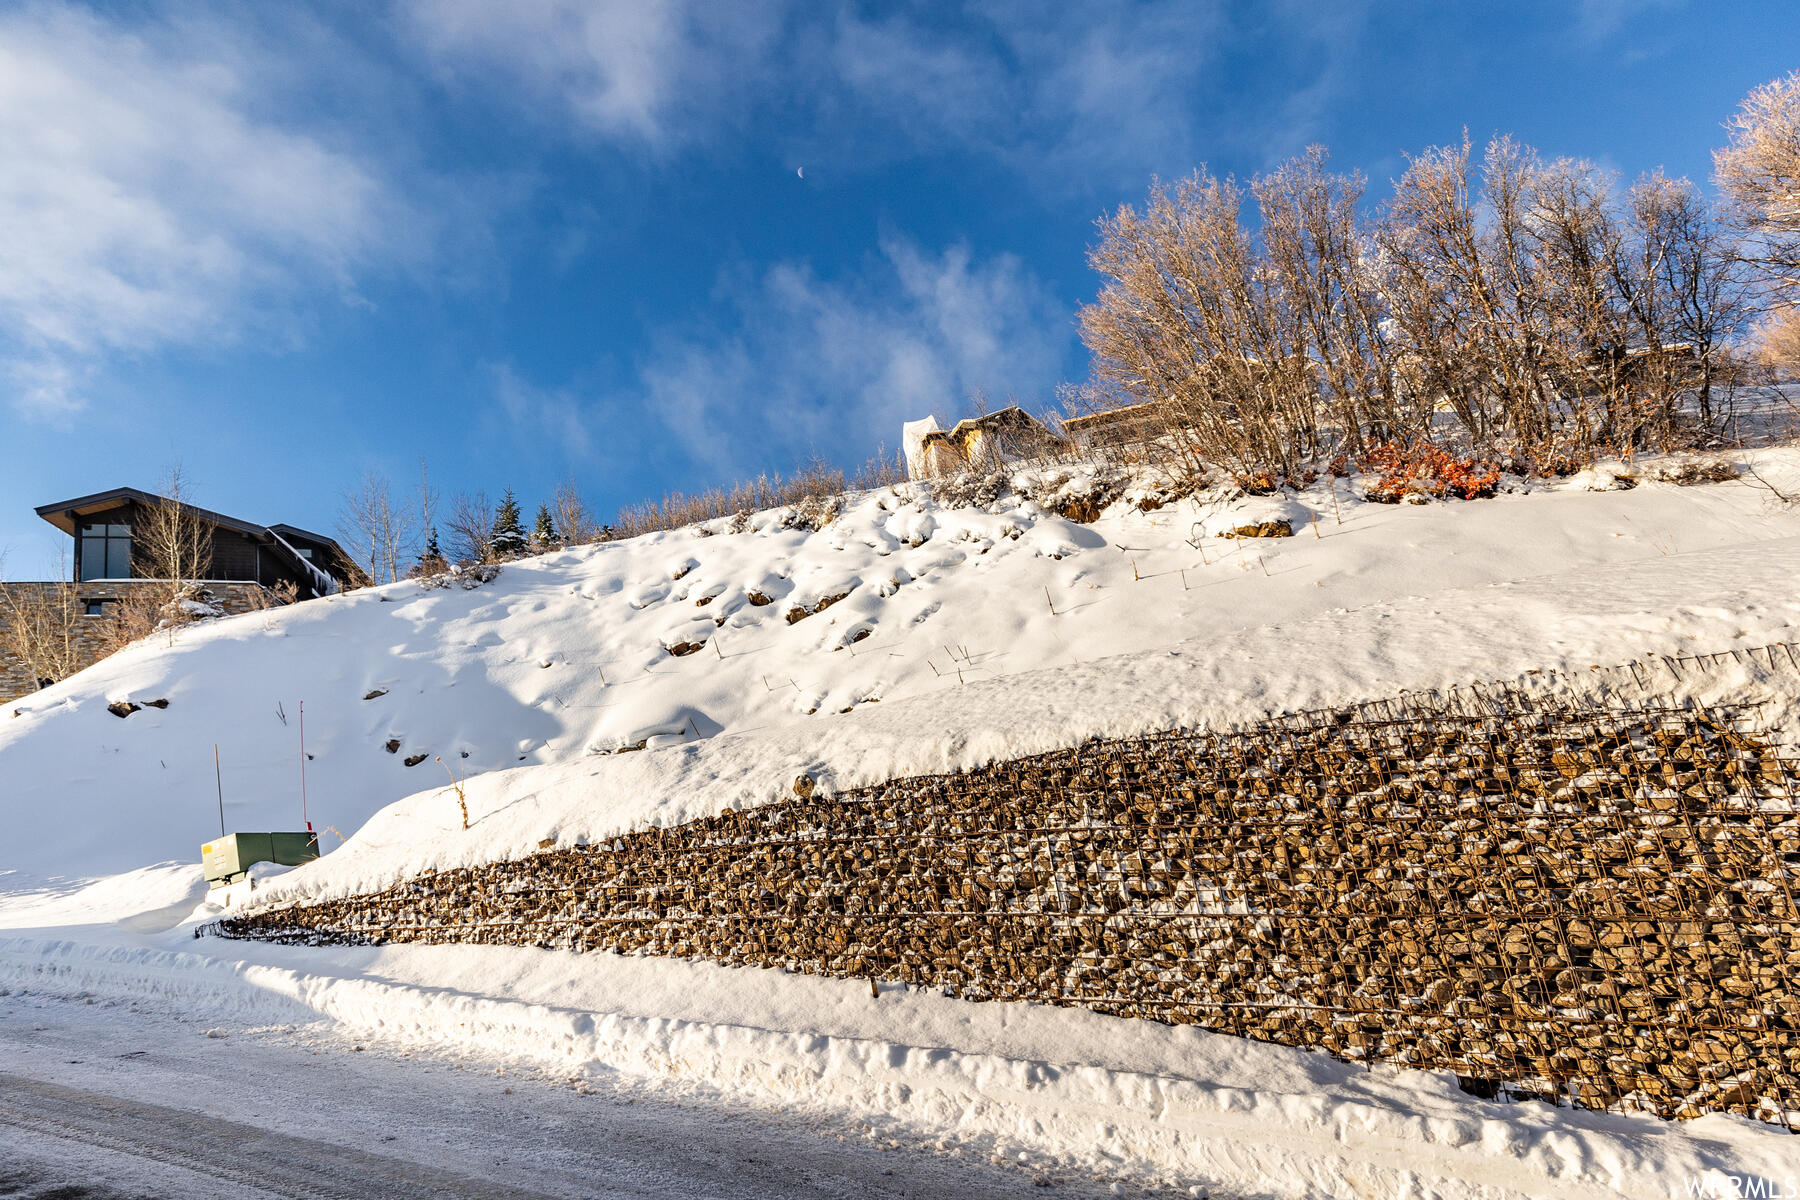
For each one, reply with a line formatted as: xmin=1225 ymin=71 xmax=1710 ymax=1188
xmin=436 ymin=756 xmax=469 ymax=830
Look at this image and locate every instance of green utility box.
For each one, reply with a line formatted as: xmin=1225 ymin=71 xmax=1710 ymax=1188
xmin=202 ymin=832 xmax=320 ymax=888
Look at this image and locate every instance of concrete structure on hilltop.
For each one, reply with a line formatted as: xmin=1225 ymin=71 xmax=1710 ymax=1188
xmin=902 ymin=407 xmax=1059 ymax=480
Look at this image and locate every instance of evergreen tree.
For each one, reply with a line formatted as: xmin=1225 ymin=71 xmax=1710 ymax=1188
xmin=489 ymin=490 xmax=528 ymax=558
xmin=414 ymin=526 xmax=445 ymax=574
xmin=532 ymin=504 xmax=560 ymax=549
xmin=412 ymin=528 xmax=446 ymax=575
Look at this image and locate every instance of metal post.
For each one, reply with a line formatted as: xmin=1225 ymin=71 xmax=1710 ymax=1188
xmin=214 ymin=744 xmax=225 ymax=838
xmin=299 ymin=700 xmax=310 ymax=832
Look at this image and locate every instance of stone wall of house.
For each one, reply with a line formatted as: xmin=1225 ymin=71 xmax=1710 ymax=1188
xmin=216 ymin=666 xmax=1800 ymax=1128
xmin=1 ymin=580 xmax=280 ymax=704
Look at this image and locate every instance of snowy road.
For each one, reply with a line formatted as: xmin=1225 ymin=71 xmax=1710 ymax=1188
xmin=1 ymin=1073 xmax=557 ymax=1200
xmin=0 ymin=995 xmax=1132 ymax=1200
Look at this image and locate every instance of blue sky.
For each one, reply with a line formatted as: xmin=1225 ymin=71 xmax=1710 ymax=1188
xmin=1 ymin=0 xmax=1795 ymax=574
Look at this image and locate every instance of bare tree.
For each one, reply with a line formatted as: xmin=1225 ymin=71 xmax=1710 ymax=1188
xmin=1077 ymin=132 xmax=1750 ymax=479
xmin=551 ymin=479 xmax=599 ymax=545
xmin=0 ymin=555 xmax=84 ymax=691
xmin=1521 ymin=155 xmax=1668 ymax=451
xmin=1614 ymin=173 xmax=1750 ymax=431
xmin=1751 ymin=304 xmax=1800 ymax=374
xmin=339 ymin=472 xmax=411 ymax=584
xmin=1253 ymin=148 xmax=1410 ymax=454
xmin=1079 ymin=167 xmax=1328 ymax=480
xmin=1524 ymin=155 xmax=1624 ymax=413
xmin=1374 ymin=136 xmax=1589 ymax=464
xmin=1079 ymin=153 xmax=1447 ymax=481
xmin=444 ymin=490 xmax=493 ymax=564
xmin=135 ymin=466 xmax=214 ymax=602
xmin=1374 ymin=138 xmax=1497 ymax=445
xmin=1716 ymin=70 xmax=1800 ymax=290
xmin=1367 ymin=136 xmax=1748 ymax=461
xmin=415 ymin=457 xmax=439 ymax=557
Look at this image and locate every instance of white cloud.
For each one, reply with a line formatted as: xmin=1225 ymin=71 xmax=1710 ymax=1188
xmin=401 ymin=2 xmax=1366 ymax=189
xmin=399 ymin=1 xmax=1226 ymax=182
xmin=1575 ymin=0 xmax=1685 ymax=41
xmin=828 ymin=11 xmax=1005 ymax=146
xmin=487 ymin=362 xmax=598 ymax=459
xmin=403 ymin=0 xmax=786 ymax=148
xmin=627 ymin=237 xmax=1069 ymax=474
xmin=975 ymin=1 xmax=1225 ymax=180
xmin=0 ymin=4 xmax=408 ymax=420
xmin=7 ymin=358 xmax=84 ymax=427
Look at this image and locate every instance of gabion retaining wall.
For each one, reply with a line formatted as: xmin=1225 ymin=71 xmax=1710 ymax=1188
xmin=218 ymin=684 xmax=1800 ymax=1128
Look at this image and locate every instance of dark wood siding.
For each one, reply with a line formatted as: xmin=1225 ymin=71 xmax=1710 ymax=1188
xmin=51 ymin=493 xmax=336 ymax=598
xmin=64 ymin=501 xmax=321 ymax=593
xmin=210 ymin=527 xmax=265 ymax=584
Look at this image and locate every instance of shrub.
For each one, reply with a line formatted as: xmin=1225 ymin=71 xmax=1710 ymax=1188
xmin=96 ymin=590 xmax=161 ymax=654
xmin=1362 ymin=441 xmax=1501 ymax=503
xmin=931 ymin=469 xmax=1012 ymax=510
xmin=1026 ymin=467 xmax=1129 ymax=522
xmin=778 ymin=492 xmax=844 ymax=532
xmin=1650 ymin=457 xmax=1740 ymax=486
xmin=418 ymin=563 xmax=503 ymax=591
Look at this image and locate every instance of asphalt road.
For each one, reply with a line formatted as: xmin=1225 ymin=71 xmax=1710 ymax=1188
xmin=0 ymin=992 xmax=1136 ymax=1200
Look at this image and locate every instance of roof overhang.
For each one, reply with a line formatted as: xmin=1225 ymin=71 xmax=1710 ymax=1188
xmin=32 ymin=487 xmax=359 ymax=592
xmin=266 ymin=523 xmax=355 ymax=565
xmin=34 ymin=487 xmax=271 ymax=540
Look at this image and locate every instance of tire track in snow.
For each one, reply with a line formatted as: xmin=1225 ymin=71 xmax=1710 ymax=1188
xmin=0 ymin=1072 xmax=559 ymax=1200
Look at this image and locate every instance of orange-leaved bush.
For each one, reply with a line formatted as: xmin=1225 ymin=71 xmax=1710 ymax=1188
xmin=1361 ymin=442 xmax=1501 ymax=503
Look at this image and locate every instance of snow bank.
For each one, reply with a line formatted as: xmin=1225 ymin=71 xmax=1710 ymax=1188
xmin=4 ymin=933 xmax=1792 ymax=1199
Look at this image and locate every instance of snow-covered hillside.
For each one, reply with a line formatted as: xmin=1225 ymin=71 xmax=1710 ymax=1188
xmin=6 ymin=451 xmax=1800 ymax=1199
xmin=8 ymin=454 xmax=1800 ymax=884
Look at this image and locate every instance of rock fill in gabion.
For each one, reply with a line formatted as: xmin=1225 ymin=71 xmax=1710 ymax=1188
xmin=217 ymin=688 xmax=1800 ymax=1129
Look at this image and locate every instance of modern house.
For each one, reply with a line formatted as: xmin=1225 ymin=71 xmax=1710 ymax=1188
xmin=1 ymin=488 xmax=366 ymax=702
xmin=32 ymin=487 xmax=362 ymax=599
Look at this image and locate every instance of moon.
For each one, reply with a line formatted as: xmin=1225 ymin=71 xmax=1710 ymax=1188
xmin=797 ymin=166 xmax=804 ymax=179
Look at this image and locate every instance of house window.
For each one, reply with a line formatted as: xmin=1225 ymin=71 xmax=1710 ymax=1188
xmin=78 ymin=523 xmax=132 ymax=581
xmin=84 ymin=600 xmax=105 ymax=617
xmin=296 ymin=547 xmax=313 ymax=559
